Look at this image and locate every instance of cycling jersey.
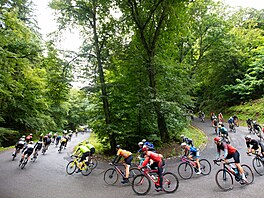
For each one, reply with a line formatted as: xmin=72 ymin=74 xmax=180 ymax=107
xmin=16 ymin=140 xmax=25 ymax=149
xmin=142 ymin=151 xmax=163 ymax=166
xmin=23 ymin=144 xmax=34 ymax=156
xmin=34 ymin=141 xmax=43 ymax=150
xmin=216 ymin=142 xmax=236 ymax=158
xmin=117 ymin=149 xmax=132 ymax=158
xmin=246 ymin=139 xmax=260 ymax=150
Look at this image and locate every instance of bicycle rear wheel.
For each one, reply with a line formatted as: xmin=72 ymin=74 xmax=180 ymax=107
xmin=215 ymin=169 xmax=233 ymax=191
xmin=242 ymin=164 xmax=254 ymax=184
xmin=66 ymin=161 xmax=77 ymax=175
xmin=132 ymin=174 xmax=151 ymax=195
xmin=252 ymin=157 xmax=264 ymax=176
xmin=129 ymin=167 xmax=142 ymax=182
xmin=200 ymin=159 xmax=211 ymax=175
xmin=81 ymin=165 xmax=92 ymax=176
xmin=162 ymin=172 xmax=179 ymax=193
xmin=89 ymin=157 xmax=98 ymax=169
xmin=104 ymin=168 xmax=118 ymax=185
xmin=178 ymin=162 xmax=193 ymax=179
xmin=21 ymin=158 xmax=28 ymax=169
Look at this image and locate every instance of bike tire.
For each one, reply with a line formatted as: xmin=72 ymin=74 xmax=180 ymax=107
xmin=178 ymin=162 xmax=193 ymax=179
xmin=129 ymin=167 xmax=142 ymax=182
xmin=200 ymin=159 xmax=211 ymax=175
xmin=89 ymin=157 xmax=98 ymax=169
xmin=132 ymin=174 xmax=151 ymax=195
xmin=162 ymin=172 xmax=179 ymax=193
xmin=252 ymin=157 xmax=264 ymax=176
xmin=104 ymin=168 xmax=118 ymax=185
xmin=241 ymin=164 xmax=254 ymax=184
xmin=215 ymin=169 xmax=233 ymax=191
xmin=66 ymin=161 xmax=77 ymax=175
xmin=21 ymin=158 xmax=28 ymax=169
xmin=81 ymin=165 xmax=92 ymax=176
xmin=12 ymin=150 xmax=17 ymax=161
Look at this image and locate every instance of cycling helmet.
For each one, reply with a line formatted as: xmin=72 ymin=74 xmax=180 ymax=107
xmin=245 ymin=135 xmax=252 ymax=140
xmin=142 ymin=139 xmax=146 ymax=143
xmin=214 ymin=137 xmax=221 ymax=142
xmin=141 ymin=145 xmax=148 ymax=152
xmin=29 ymin=141 xmax=34 ymax=144
xmin=138 ymin=142 xmax=143 ymax=146
xmin=22 ymin=135 xmax=26 ymax=138
xmin=30 ymin=133 xmax=32 ymax=136
xmin=253 ymin=120 xmax=256 ymax=124
xmin=180 ymin=142 xmax=187 ymax=147
xmin=180 ymin=135 xmax=185 ymax=138
xmin=116 ymin=145 xmax=120 ymax=149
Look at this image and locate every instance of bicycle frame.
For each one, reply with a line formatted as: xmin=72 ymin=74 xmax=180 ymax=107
xmin=214 ymin=160 xmax=240 ymax=179
xmin=181 ymin=156 xmax=197 ymax=168
xmin=141 ymin=168 xmax=160 ymax=185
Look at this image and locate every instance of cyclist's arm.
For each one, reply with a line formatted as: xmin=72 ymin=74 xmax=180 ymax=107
xmin=112 ymin=155 xmax=121 ymax=164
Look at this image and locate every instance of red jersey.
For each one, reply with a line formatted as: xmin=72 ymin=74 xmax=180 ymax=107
xmin=142 ymin=151 xmax=163 ymax=167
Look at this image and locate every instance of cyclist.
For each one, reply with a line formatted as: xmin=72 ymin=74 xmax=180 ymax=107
xmin=112 ymin=145 xmax=133 ymax=184
xmin=58 ymin=136 xmax=67 ymax=151
xmin=245 ymin=135 xmax=264 ymax=157
xmin=43 ymin=134 xmax=51 ymax=151
xmin=32 ymin=138 xmax=43 ymax=159
xmin=19 ymin=141 xmax=35 ymax=165
xmin=252 ymin=120 xmax=262 ymax=134
xmin=25 ymin=133 xmax=33 ymax=143
xmin=180 ymin=142 xmax=201 ymax=174
xmin=12 ymin=138 xmax=26 ymax=156
xmin=228 ymin=117 xmax=235 ymax=131
xmin=138 ymin=145 xmax=165 ymax=192
xmin=212 ymin=118 xmax=218 ymax=133
xmin=214 ymin=137 xmax=248 ymax=183
xmin=137 ymin=142 xmax=145 ymax=164
xmin=180 ymin=135 xmax=194 ymax=147
xmin=55 ymin=134 xmax=62 ymax=146
xmin=218 ymin=124 xmax=230 ymax=143
xmin=218 ymin=112 xmax=223 ymax=123
xmin=233 ymin=115 xmax=239 ymax=127
xmin=52 ymin=132 xmax=58 ymax=144
xmin=142 ymin=139 xmax=155 ymax=152
xmin=71 ymin=144 xmax=90 ymax=171
xmin=84 ymin=141 xmax=95 ymax=163
xmin=246 ymin=118 xmax=253 ymax=132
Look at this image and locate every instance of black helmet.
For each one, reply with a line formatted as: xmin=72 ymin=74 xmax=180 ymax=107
xmin=116 ymin=145 xmax=120 ymax=149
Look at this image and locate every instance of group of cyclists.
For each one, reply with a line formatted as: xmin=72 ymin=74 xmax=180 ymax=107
xmin=12 ymin=131 xmax=74 ymax=167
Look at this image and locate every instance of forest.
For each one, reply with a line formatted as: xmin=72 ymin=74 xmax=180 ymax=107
xmin=0 ymin=0 xmax=263 ymax=152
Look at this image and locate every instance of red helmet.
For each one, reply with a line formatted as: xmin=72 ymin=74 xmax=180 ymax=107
xmin=141 ymin=145 xmax=148 ymax=152
xmin=214 ymin=137 xmax=221 ymax=142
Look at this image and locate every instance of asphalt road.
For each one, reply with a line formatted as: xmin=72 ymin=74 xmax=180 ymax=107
xmin=0 ymin=118 xmax=263 ymax=198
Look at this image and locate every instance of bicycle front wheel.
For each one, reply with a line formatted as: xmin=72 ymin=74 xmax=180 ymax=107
xmin=178 ymin=162 xmax=193 ymax=179
xmin=162 ymin=172 xmax=179 ymax=193
xmin=252 ymin=157 xmax=264 ymax=176
xmin=129 ymin=167 xmax=142 ymax=182
xmin=215 ymin=169 xmax=233 ymax=191
xmin=242 ymin=164 xmax=254 ymax=184
xmin=81 ymin=165 xmax=92 ymax=176
xmin=66 ymin=161 xmax=77 ymax=175
xmin=132 ymin=174 xmax=151 ymax=195
xmin=104 ymin=168 xmax=118 ymax=185
xmin=200 ymin=159 xmax=211 ymax=175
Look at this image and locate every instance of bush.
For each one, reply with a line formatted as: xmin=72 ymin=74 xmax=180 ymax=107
xmin=0 ymin=127 xmax=20 ymax=147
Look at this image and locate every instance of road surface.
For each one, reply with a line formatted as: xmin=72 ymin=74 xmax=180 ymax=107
xmin=0 ymin=119 xmax=263 ymax=198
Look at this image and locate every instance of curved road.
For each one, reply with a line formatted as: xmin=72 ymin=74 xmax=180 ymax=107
xmin=0 ymin=118 xmax=263 ymax=198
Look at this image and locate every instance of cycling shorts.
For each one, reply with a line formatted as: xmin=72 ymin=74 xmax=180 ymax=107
xmin=124 ymin=155 xmax=133 ymax=165
xmin=16 ymin=144 xmax=24 ymax=149
xmin=24 ymin=148 xmax=34 ymax=156
xmin=80 ymin=151 xmax=90 ymax=162
xmin=226 ymin=150 xmax=240 ymax=163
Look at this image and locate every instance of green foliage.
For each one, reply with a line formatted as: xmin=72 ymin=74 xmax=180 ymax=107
xmin=0 ymin=127 xmax=19 ymax=147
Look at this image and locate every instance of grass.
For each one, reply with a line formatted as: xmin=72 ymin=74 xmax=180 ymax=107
xmin=226 ymin=98 xmax=264 ymax=126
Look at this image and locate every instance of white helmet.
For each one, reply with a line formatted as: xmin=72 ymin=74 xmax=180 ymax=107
xmin=138 ymin=142 xmax=143 ymax=146
xmin=181 ymin=142 xmax=187 ymax=147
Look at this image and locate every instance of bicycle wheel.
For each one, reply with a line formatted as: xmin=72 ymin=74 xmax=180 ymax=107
xmin=200 ymin=159 xmax=211 ymax=175
xmin=162 ymin=172 xmax=179 ymax=193
xmin=252 ymin=157 xmax=264 ymax=176
xmin=132 ymin=174 xmax=151 ymax=195
xmin=81 ymin=165 xmax=92 ymax=176
xmin=12 ymin=150 xmax=17 ymax=161
xmin=178 ymin=162 xmax=193 ymax=179
xmin=21 ymin=158 xmax=28 ymax=169
xmin=241 ymin=164 xmax=254 ymax=184
xmin=104 ymin=168 xmax=118 ymax=185
xmin=89 ymin=157 xmax=98 ymax=169
xmin=129 ymin=167 xmax=142 ymax=182
xmin=66 ymin=161 xmax=77 ymax=175
xmin=215 ymin=169 xmax=233 ymax=191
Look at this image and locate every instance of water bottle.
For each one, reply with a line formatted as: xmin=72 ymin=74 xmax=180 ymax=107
xmin=230 ymin=164 xmax=238 ymax=174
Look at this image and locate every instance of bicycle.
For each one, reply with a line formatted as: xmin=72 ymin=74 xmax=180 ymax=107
xmin=19 ymin=154 xmax=29 ymax=169
xmin=31 ymin=150 xmax=39 ymax=162
xmin=220 ymin=134 xmax=231 ymax=144
xmin=66 ymin=155 xmax=92 ymax=176
xmin=131 ymin=167 xmax=179 ymax=195
xmin=213 ymin=159 xmax=254 ymax=191
xmin=248 ymin=152 xmax=264 ymax=176
xmin=177 ymin=156 xmax=211 ymax=179
xmin=229 ymin=123 xmax=236 ymax=133
xmin=104 ymin=162 xmax=141 ymax=185
xmin=86 ymin=156 xmax=98 ymax=169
